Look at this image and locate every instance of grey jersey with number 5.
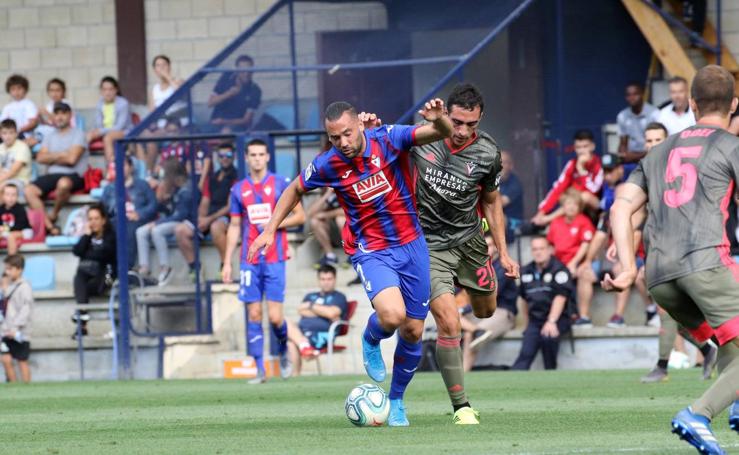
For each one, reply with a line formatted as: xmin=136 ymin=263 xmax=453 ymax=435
xmin=412 ymin=130 xmax=502 ymax=250
xmin=627 ymin=125 xmax=739 ymax=288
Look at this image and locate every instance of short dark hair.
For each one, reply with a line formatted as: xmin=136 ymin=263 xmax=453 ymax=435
xmin=100 ymin=76 xmax=121 ymax=94
xmin=5 ymin=74 xmax=29 ymax=94
xmin=53 ymin=102 xmax=72 ymax=113
xmin=625 ymin=81 xmax=644 ymax=92
xmin=247 ymin=138 xmax=268 ymax=150
xmin=3 ymin=183 xmax=18 ymax=193
xmin=47 ymin=78 xmax=66 ymax=94
xmin=691 ymin=65 xmax=736 ymax=116
xmin=152 ymin=54 xmax=171 ymax=67
xmin=4 ymin=254 xmax=24 ymax=270
xmin=0 ymin=119 xmax=17 ymax=131
xmin=447 ymin=83 xmax=484 ymax=113
xmin=218 ymin=142 xmax=234 ymax=151
xmin=530 ymin=235 xmax=550 ymax=246
xmin=324 ymin=101 xmax=356 ymax=122
xmin=235 ymin=54 xmax=254 ymax=66
xmin=645 ymin=122 xmax=668 ymax=137
xmin=317 ymin=264 xmax=337 ymax=276
xmin=573 ymin=129 xmax=594 ymax=142
xmin=668 ymin=76 xmax=688 ymax=86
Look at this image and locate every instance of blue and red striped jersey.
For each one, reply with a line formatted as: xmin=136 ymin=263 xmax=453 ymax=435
xmin=229 ymin=172 xmax=291 ymax=264
xmin=299 ymin=124 xmax=422 ymax=255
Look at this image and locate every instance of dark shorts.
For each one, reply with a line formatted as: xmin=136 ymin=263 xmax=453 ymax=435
xmin=650 ymin=266 xmax=739 ymax=346
xmin=429 ymin=233 xmax=497 ymax=301
xmin=33 ymin=173 xmax=84 ymax=197
xmin=1 ymin=337 xmax=30 ymax=361
xmin=299 ymin=319 xmax=333 ymax=349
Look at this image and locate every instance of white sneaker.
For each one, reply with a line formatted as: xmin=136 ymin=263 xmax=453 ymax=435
xmin=279 ymin=352 xmax=293 ymax=379
xmin=157 ymin=267 xmax=173 ymax=286
xmin=646 ymin=313 xmax=661 ymax=328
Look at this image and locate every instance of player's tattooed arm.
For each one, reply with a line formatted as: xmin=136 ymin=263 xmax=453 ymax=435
xmin=413 ymin=98 xmax=454 ymax=145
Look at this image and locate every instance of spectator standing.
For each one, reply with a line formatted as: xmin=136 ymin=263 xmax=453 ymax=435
xmin=175 ymin=142 xmax=237 ymax=281
xmin=136 ymin=160 xmax=194 ymax=286
xmin=617 ymin=82 xmax=659 ymax=162
xmin=532 ymin=130 xmax=602 ymax=226
xmin=86 ymin=76 xmax=132 ymax=165
xmin=0 ymin=119 xmax=32 ymax=195
xmin=208 ymin=55 xmax=262 ymax=132
xmin=0 ymin=254 xmax=33 ymax=383
xmin=0 ymin=184 xmax=30 ymax=255
xmin=25 ymin=102 xmax=88 ymax=235
xmin=101 ymin=156 xmax=157 ymax=269
xmin=511 ymin=236 xmax=573 ymax=370
xmin=286 ymin=265 xmax=348 ymax=376
xmin=656 ymin=77 xmax=695 ymax=135
xmin=545 ymin=189 xmax=595 ymax=274
xmin=71 ymin=205 xmax=116 ymax=338
xmin=0 ymin=74 xmax=38 ymax=142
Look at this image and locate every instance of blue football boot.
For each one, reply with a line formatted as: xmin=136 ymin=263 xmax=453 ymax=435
xmin=361 ymin=336 xmax=386 ymax=382
xmin=671 ymin=407 xmax=726 ymax=455
xmin=729 ymin=401 xmax=738 ymax=434
xmin=388 ymin=398 xmax=409 ymax=427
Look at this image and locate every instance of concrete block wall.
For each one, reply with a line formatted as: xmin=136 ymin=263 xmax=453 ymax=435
xmin=708 ymin=2 xmax=739 ymax=64
xmin=0 ymin=0 xmax=386 ymax=113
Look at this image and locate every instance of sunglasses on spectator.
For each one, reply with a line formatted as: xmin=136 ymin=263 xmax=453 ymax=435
xmin=218 ymin=152 xmax=234 ymax=159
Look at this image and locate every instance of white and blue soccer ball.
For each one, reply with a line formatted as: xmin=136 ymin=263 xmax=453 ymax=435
xmin=345 ymin=384 xmax=390 ymax=427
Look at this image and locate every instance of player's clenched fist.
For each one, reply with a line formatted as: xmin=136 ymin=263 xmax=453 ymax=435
xmin=247 ymin=230 xmax=274 ymax=262
xmin=418 ymin=98 xmax=445 ymax=122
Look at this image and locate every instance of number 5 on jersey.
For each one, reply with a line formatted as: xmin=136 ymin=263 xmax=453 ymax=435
xmin=663 ymin=146 xmax=702 ymax=208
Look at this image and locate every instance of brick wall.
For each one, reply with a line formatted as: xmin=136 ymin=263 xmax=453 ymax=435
xmin=0 ymin=0 xmax=386 ymax=112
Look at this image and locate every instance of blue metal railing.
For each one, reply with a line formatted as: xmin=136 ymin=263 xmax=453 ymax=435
xmin=115 ymin=0 xmax=536 ymax=379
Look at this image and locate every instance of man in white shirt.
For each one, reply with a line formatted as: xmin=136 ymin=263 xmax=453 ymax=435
xmin=656 ymin=76 xmax=695 ymax=135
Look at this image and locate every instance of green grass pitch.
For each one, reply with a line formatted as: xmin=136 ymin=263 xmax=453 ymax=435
xmin=1 ymin=369 xmax=737 ymax=454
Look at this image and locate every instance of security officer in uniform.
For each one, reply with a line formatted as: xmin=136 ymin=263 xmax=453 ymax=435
xmin=512 ymin=235 xmax=574 ymax=370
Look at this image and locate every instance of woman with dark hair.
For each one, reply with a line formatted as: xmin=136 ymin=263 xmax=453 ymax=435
xmin=86 ymin=76 xmax=133 ymax=166
xmin=71 ymin=203 xmax=116 ymax=337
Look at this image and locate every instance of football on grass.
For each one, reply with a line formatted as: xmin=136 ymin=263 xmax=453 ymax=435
xmin=345 ymin=384 xmax=390 ymax=427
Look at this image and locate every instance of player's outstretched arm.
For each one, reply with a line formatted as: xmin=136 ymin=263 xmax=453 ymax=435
xmin=247 ymin=178 xmax=306 ymax=261
xmin=601 ymin=183 xmax=647 ymax=292
xmin=480 ymin=189 xmax=519 ymax=278
xmin=413 ymin=98 xmax=453 ymax=146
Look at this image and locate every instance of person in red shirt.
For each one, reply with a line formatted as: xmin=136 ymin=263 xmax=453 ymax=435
xmin=546 ymin=188 xmax=594 ymax=275
xmin=532 ymin=130 xmax=603 ymax=227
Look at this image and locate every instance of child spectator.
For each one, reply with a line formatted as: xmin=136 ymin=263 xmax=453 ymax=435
xmin=0 ymin=184 xmax=30 ymax=254
xmin=86 ymin=76 xmax=132 ymax=165
xmin=37 ymin=78 xmax=75 ymax=140
xmin=546 ymin=188 xmax=595 ymax=275
xmin=0 ymin=74 xmax=38 ymax=143
xmin=150 ymin=55 xmax=185 ymax=120
xmin=136 ymin=159 xmax=194 ymax=286
xmin=532 ymin=129 xmax=603 ymax=227
xmin=0 ymin=119 xmax=32 ymax=195
xmin=71 ymin=205 xmax=116 ymax=338
xmin=0 ymin=254 xmax=34 ymax=383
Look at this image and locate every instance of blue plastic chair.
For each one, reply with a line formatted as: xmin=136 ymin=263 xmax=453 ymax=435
xmin=22 ymin=256 xmax=55 ymax=291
